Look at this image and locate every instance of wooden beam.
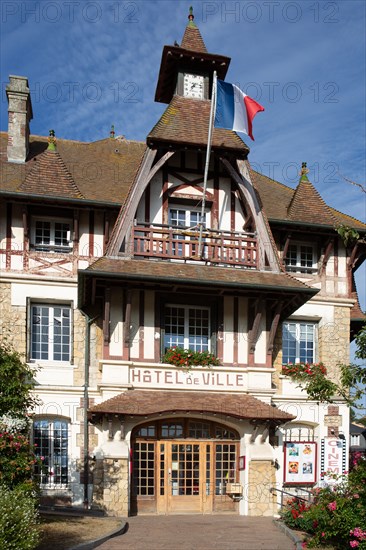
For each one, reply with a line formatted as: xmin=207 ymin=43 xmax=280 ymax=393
xmin=282 ymin=234 xmax=292 ymax=261
xmin=267 ymin=303 xmax=282 ymax=366
xmin=221 ymin=158 xmax=281 ymax=272
xmin=106 ymin=148 xmax=158 ymax=256
xmin=248 ymin=299 xmax=263 ymax=361
xmin=320 ymin=238 xmax=334 ymax=275
xmin=103 ymin=287 xmax=111 ymax=345
xmin=124 ymin=289 xmax=132 ymax=346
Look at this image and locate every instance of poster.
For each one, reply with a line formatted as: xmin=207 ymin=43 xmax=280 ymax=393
xmin=284 ymin=442 xmax=317 ymax=485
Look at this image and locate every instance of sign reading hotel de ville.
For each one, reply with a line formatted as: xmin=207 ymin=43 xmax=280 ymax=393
xmin=130 ymin=366 xmax=247 ymax=391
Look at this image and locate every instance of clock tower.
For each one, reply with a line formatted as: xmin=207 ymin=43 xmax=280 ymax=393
xmin=154 ymin=7 xmax=231 ymax=103
xmin=149 ymin=7 xmax=248 ymax=156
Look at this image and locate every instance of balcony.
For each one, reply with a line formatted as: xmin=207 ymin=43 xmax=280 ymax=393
xmin=132 ymin=223 xmax=258 ymax=268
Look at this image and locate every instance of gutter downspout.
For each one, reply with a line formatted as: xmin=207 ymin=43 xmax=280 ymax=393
xmin=80 ymin=311 xmax=98 ymax=510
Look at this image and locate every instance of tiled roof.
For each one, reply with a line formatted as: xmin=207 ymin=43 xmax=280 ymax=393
xmin=19 ymin=149 xmax=84 ymax=199
xmin=350 ymin=274 xmax=366 ymax=320
xmin=83 ymin=257 xmax=316 ymax=293
xmin=250 ymin=168 xmax=366 ymax=231
xmin=287 ymin=179 xmax=337 ymax=226
xmin=0 ymin=132 xmax=146 ymax=205
xmin=147 ymin=96 xmax=249 ymax=154
xmin=180 ymin=23 xmax=207 ymax=52
xmin=89 ymin=390 xmax=295 ymax=422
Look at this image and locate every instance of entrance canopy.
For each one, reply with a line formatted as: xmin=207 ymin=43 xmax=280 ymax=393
xmin=89 ymin=390 xmax=294 ymax=423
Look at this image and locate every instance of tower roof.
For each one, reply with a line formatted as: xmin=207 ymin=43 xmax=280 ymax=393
xmin=147 ymin=95 xmax=249 ymax=155
xmin=180 ymin=7 xmax=207 ymax=52
xmin=154 ymin=8 xmax=230 ymax=104
xmin=19 ymin=131 xmax=84 ymax=199
xmin=287 ymin=162 xmax=337 ymax=226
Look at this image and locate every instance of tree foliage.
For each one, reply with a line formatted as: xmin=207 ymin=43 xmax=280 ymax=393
xmin=0 ymin=343 xmax=39 ymax=421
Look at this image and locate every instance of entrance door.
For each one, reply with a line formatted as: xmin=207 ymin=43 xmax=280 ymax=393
xmin=157 ymin=441 xmax=212 ymax=513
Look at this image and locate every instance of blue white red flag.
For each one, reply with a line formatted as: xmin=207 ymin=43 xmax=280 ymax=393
xmin=214 ymin=80 xmax=265 ymax=141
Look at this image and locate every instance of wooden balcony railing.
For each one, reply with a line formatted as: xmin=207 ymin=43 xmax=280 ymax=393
xmin=132 ymin=223 xmax=258 ymax=268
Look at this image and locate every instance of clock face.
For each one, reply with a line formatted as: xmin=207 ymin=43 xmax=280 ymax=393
xmin=183 ymin=73 xmax=205 ymax=99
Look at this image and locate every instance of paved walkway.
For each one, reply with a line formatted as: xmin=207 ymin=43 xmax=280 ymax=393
xmin=98 ymin=515 xmax=296 ymax=550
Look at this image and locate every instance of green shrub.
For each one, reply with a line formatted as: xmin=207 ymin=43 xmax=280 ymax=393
xmin=0 ymin=484 xmax=40 ymax=550
xmin=281 ymin=455 xmax=366 ymax=549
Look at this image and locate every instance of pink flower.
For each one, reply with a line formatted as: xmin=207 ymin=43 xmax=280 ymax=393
xmin=350 ymin=542 xmax=359 ymax=548
xmin=327 ymin=501 xmax=337 ymax=511
xmin=321 ymin=532 xmax=325 ymax=537
xmin=353 ymin=494 xmax=360 ymax=499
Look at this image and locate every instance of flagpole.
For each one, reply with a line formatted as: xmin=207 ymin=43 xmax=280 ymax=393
xmin=198 ymin=70 xmax=217 ymax=258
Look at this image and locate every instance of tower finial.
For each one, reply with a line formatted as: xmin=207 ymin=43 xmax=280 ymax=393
xmin=299 ymin=161 xmax=309 ymax=182
xmin=188 ymin=6 xmax=195 ymax=26
xmin=110 ymin=124 xmax=115 ymax=139
xmin=47 ymin=129 xmax=56 ymax=151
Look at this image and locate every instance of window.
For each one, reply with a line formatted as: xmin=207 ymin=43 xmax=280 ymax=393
xmin=285 ymin=243 xmax=316 ymax=273
xmin=351 ymin=435 xmax=360 ymax=447
xmin=33 ymin=418 xmax=69 ymax=487
xmin=164 ymin=304 xmax=210 ymax=352
xmin=32 ymin=219 xmax=72 ymax=253
xmin=31 ymin=304 xmax=71 ymax=362
xmin=282 ymin=321 xmax=316 ymax=364
xmin=169 ymin=207 xmax=209 ymax=258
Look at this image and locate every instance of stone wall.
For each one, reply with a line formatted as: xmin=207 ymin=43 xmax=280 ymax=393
xmin=0 ymin=283 xmax=26 ymax=353
xmin=247 ymin=460 xmax=276 ymax=516
xmin=92 ymin=458 xmax=129 ymax=516
xmin=318 ymin=306 xmax=350 ymax=383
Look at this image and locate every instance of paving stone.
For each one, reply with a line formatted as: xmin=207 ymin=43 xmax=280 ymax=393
xmin=98 ymin=516 xmax=295 ymax=550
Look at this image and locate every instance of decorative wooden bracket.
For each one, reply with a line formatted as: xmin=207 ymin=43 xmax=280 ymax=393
xmin=248 ymin=299 xmax=263 ymax=364
xmin=120 ymin=416 xmax=125 ymax=440
xmin=282 ymin=233 xmax=292 ymax=261
xmin=267 ymin=302 xmax=282 ymax=360
xmin=107 ymin=416 xmax=113 ymax=440
xmin=320 ymin=238 xmax=334 ymax=275
xmin=124 ymin=289 xmax=132 ymax=346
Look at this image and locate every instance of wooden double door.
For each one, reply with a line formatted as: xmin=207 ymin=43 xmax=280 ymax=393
xmin=132 ymin=439 xmax=239 ymax=515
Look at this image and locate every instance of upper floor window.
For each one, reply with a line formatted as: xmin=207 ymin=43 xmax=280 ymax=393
xmin=282 ymin=321 xmax=316 ymax=364
xmin=32 ymin=219 xmax=72 ymax=253
xmin=350 ymin=434 xmax=360 ymax=447
xmin=285 ymin=243 xmax=316 ymax=274
xmin=164 ymin=304 xmax=210 ymax=353
xmin=33 ymin=418 xmax=69 ymax=487
xmin=30 ymin=304 xmax=71 ymax=362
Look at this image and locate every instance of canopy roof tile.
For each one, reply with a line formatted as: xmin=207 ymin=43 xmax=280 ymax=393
xmin=89 ymin=390 xmax=295 ymax=422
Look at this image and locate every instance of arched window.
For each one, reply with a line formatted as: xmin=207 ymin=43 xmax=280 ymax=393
xmin=33 ymin=418 xmax=69 ymax=487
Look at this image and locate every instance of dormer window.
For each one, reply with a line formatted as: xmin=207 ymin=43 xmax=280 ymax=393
xmin=32 ymin=218 xmax=72 ymax=253
xmin=285 ymin=243 xmax=317 ymax=274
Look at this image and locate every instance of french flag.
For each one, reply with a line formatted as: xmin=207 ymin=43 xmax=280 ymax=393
xmin=214 ymin=80 xmax=265 ymax=141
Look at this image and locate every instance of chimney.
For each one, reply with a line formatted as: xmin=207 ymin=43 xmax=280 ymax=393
xmin=6 ymin=75 xmax=33 ymax=163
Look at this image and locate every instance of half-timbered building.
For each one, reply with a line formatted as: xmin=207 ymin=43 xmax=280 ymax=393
xmin=1 ymin=10 xmax=365 ymax=516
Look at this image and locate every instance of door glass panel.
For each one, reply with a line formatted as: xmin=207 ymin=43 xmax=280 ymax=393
xmin=215 ymin=443 xmax=237 ymax=495
xmin=160 ymin=443 xmax=165 ymax=496
xmin=132 ymin=442 xmax=155 ymax=496
xmin=206 ymin=444 xmax=211 ymax=495
xmin=171 ymin=444 xmax=200 ymax=496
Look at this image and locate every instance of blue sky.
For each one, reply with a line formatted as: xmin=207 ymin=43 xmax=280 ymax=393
xmin=1 ymin=0 xmax=365 ymax=314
